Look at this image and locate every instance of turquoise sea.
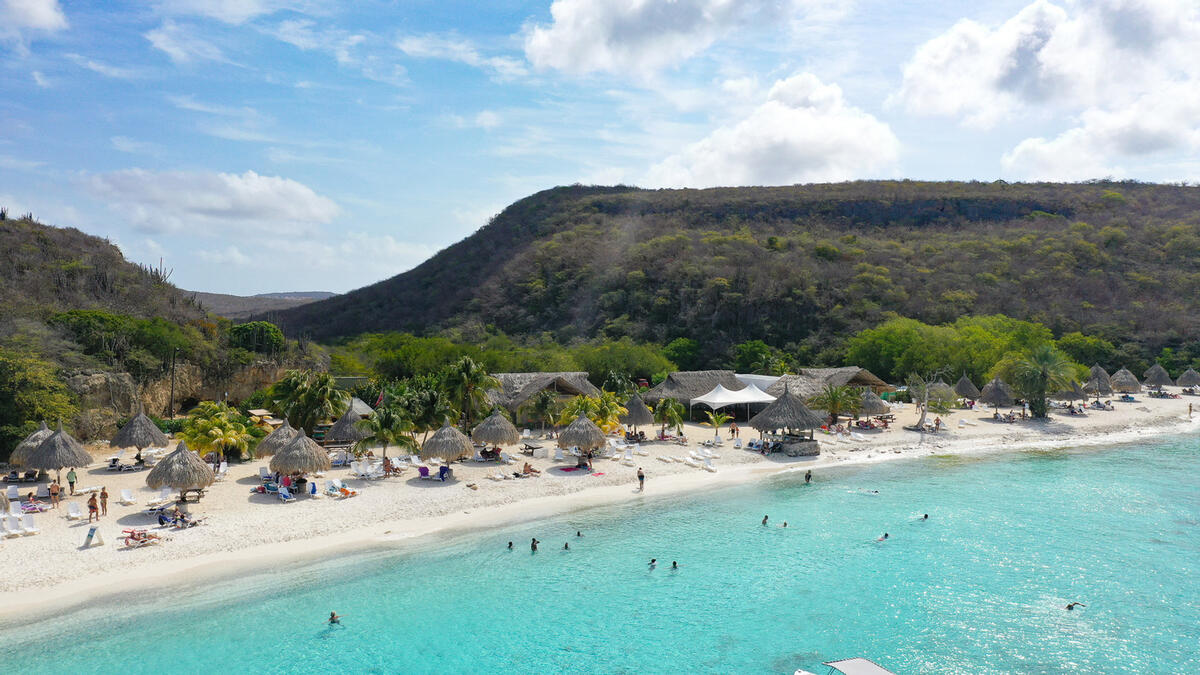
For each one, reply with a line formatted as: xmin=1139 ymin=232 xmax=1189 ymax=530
xmin=5 ymin=438 xmax=1198 ymax=673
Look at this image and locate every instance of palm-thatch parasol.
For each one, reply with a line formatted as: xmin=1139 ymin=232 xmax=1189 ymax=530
xmin=929 ymin=379 xmax=955 ymax=400
xmin=954 ymin=375 xmax=981 ymax=400
xmin=110 ymin=412 xmax=169 ymax=460
xmin=421 ymin=422 xmax=473 ymax=461
xmin=1053 ymin=380 xmax=1086 ymax=402
xmin=324 ymin=407 xmax=371 ymax=445
xmin=619 ymin=395 xmax=654 ymax=429
xmin=979 ymin=377 xmax=1015 ymax=408
xmin=146 ymin=441 xmax=215 ymax=492
xmin=556 ymin=415 xmax=606 ymax=451
xmin=1177 ymin=367 xmax=1200 ymax=387
xmin=748 ymin=385 xmax=825 ymax=435
xmin=1083 ymin=364 xmax=1113 ymax=398
xmin=1143 ymin=363 xmax=1173 ymax=389
xmin=270 ymin=434 xmax=332 ymax=475
xmin=27 ymin=423 xmax=92 ymax=479
xmin=254 ymin=419 xmax=300 ymax=457
xmin=858 ymin=389 xmax=891 ymax=417
xmin=1110 ymin=368 xmax=1141 ymax=393
xmin=9 ymin=421 xmax=51 ymax=467
xmin=472 ymin=410 xmax=520 ymax=447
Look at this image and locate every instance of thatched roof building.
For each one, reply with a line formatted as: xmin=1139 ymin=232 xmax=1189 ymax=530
xmin=557 ymin=415 xmax=605 ymax=451
xmin=346 ymin=397 xmax=374 ymax=418
xmin=9 ymin=421 xmax=51 ymax=467
xmin=27 ymin=423 xmax=91 ymax=472
xmin=1143 ymin=363 xmax=1173 ymax=389
xmin=472 ymin=410 xmax=520 ymax=447
xmin=1053 ymin=381 xmax=1086 ymax=401
xmin=421 ymin=423 xmax=472 ymax=461
xmin=324 ymin=408 xmax=371 ymax=446
xmin=1177 ymin=368 xmax=1200 ymax=387
xmin=270 ymin=434 xmax=331 ymax=475
xmin=643 ymin=370 xmax=744 ymax=405
xmin=954 ymin=375 xmax=981 ymax=400
xmin=765 ymin=367 xmax=889 ymax=399
xmin=1084 ymin=365 xmax=1113 ymax=397
xmin=979 ymin=377 xmax=1015 ymax=408
xmin=619 ymin=395 xmax=654 ymax=427
xmin=748 ymin=386 xmax=825 ymax=434
xmin=1110 ymin=368 xmax=1141 ymax=393
xmin=147 ymin=441 xmax=214 ymax=491
xmin=859 ymin=390 xmax=891 ymax=416
xmin=255 ymin=419 xmax=300 ymax=457
xmin=111 ymin=412 xmax=169 ymax=451
xmin=486 ymin=372 xmax=600 ymax=411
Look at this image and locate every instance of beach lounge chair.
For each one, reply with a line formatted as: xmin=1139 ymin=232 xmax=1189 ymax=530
xmin=622 ymin=449 xmax=635 ymax=466
xmin=657 ymin=456 xmax=672 ymax=463
xmin=635 ymin=444 xmax=649 ymax=456
xmin=554 ymin=448 xmax=565 ymax=462
xmin=6 ymin=485 xmax=18 ymax=501
xmin=21 ymin=513 xmax=40 ymax=535
xmin=2 ymin=516 xmax=20 ymax=538
xmin=66 ymin=502 xmax=84 ymax=520
xmin=703 ymin=458 xmax=717 ymax=473
xmin=418 ymin=466 xmax=433 ymax=480
xmin=733 ymin=439 xmax=743 ymax=449
xmin=118 ymin=489 xmax=137 ymax=505
xmin=522 ymin=428 xmax=531 ymax=439
xmin=472 ymin=450 xmax=486 ymax=463
xmin=214 ymin=462 xmax=229 ymax=481
xmin=438 ymin=465 xmax=452 ymax=481
xmin=258 ymin=467 xmax=273 ymax=483
xmin=500 ymin=452 xmax=516 ymax=465
xmin=36 ymin=484 xmax=50 ymax=499
xmin=277 ymin=486 xmax=296 ymax=502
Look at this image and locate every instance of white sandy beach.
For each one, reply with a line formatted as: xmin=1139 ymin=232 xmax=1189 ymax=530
xmin=3 ymin=395 xmax=1196 ymax=620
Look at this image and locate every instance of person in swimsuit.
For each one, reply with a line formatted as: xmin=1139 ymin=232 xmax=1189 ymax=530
xmin=648 ymin=558 xmax=657 ymax=570
xmin=1066 ymin=602 xmax=1086 ymax=611
xmin=781 ymin=522 xmax=788 ymax=528
xmin=762 ymin=515 xmax=768 ymax=526
xmin=507 ymin=541 xmax=513 ymax=549
xmin=329 ymin=611 xmax=342 ymax=624
xmin=804 ymin=470 xmax=812 ymax=484
xmin=531 ymin=538 xmax=539 ymax=552
xmin=671 ymin=561 xmax=678 ymax=570
xmin=87 ymin=494 xmax=99 ymax=523
xmin=563 ymin=542 xmax=569 ymax=550
xmin=637 ymin=468 xmax=645 ymax=491
xmin=922 ymin=514 xmax=929 ymax=520
xmin=877 ymin=532 xmax=889 ymax=541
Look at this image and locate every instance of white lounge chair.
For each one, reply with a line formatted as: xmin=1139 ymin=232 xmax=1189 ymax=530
xmin=214 ymin=461 xmax=229 ymax=481
xmin=656 ymin=456 xmax=672 ymax=463
xmin=118 ymin=489 xmax=137 ymax=505
xmin=472 ymin=451 xmax=486 ymax=463
xmin=554 ymin=448 xmax=565 ymax=462
xmin=634 ymin=444 xmax=649 ymax=456
xmin=409 ymin=454 xmax=422 ymax=466
xmin=500 ymin=452 xmax=516 ymax=465
xmin=622 ymin=449 xmax=635 ymax=465
xmin=703 ymin=458 xmax=717 ymax=473
xmin=258 ymin=467 xmax=273 ymax=483
xmin=6 ymin=485 xmax=18 ymax=501
xmin=36 ymin=484 xmax=50 ymax=499
xmin=521 ymin=428 xmax=531 ymax=439
xmin=21 ymin=513 xmax=40 ymax=534
xmin=0 ymin=517 xmax=18 ymax=538
xmin=733 ymin=439 xmax=743 ymax=449
xmin=66 ymin=502 xmax=84 ymax=520
xmin=682 ymin=457 xmax=699 ymax=468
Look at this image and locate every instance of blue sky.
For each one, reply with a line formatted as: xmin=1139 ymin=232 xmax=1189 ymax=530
xmin=2 ymin=0 xmax=1198 ymax=294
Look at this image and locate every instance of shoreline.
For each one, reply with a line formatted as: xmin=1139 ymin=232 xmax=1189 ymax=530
xmin=3 ymin=403 xmax=1196 ymax=623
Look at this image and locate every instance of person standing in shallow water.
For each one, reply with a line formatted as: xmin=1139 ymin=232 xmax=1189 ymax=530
xmin=804 ymin=470 xmax=812 ymax=484
xmin=762 ymin=515 xmax=769 ymax=526
xmin=531 ymin=538 xmax=539 ymax=552
xmin=637 ymin=468 xmax=645 ymax=491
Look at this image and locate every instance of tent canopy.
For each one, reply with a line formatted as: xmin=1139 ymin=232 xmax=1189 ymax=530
xmin=823 ymin=657 xmax=897 ymax=675
xmin=692 ymin=383 xmax=776 ymax=410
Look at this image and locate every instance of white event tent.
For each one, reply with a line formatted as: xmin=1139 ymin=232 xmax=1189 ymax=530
xmin=692 ymin=383 xmax=776 ymax=417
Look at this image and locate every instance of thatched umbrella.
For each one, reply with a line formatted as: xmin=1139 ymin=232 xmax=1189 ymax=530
xmin=557 ymin=415 xmax=606 ymax=451
xmin=110 ymin=412 xmax=169 ymax=463
xmin=858 ymin=390 xmax=891 ymax=417
xmin=324 ymin=408 xmax=371 ymax=446
xmin=1053 ymin=380 xmax=1086 ymax=402
xmin=619 ymin=395 xmax=654 ymax=430
xmin=954 ymin=375 xmax=981 ymax=400
xmin=27 ymin=422 xmax=91 ymax=480
xmin=421 ymin=422 xmax=473 ymax=461
xmin=146 ymin=441 xmax=215 ymax=494
xmin=472 ymin=410 xmax=520 ymax=448
xmin=9 ymin=421 xmax=51 ymax=468
xmin=1110 ymin=368 xmax=1141 ymax=394
xmin=748 ymin=385 xmax=825 ymax=436
xmin=1143 ymin=363 xmax=1173 ymax=389
xmin=254 ymin=419 xmax=300 ymax=457
xmin=929 ymin=379 xmax=955 ymax=400
xmin=1177 ymin=368 xmax=1200 ymax=388
xmin=270 ymin=434 xmax=332 ymax=475
xmin=979 ymin=377 xmax=1015 ymax=408
xmin=1083 ymin=364 xmax=1113 ymax=399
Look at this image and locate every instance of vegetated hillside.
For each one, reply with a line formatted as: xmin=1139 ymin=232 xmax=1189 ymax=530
xmin=276 ymin=181 xmax=1200 ymax=363
xmin=188 ymin=290 xmax=335 ymax=320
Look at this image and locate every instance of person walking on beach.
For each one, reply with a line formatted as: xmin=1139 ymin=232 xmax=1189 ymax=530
xmin=729 ymin=422 xmax=739 ymax=439
xmin=67 ymin=468 xmax=77 ymax=495
xmin=100 ymin=487 xmax=109 ymax=516
xmin=49 ymin=480 xmax=61 ymax=509
xmin=804 ymin=470 xmax=812 ymax=484
xmin=637 ymin=467 xmax=645 ymax=492
xmin=531 ymin=538 xmax=540 ymax=552
xmin=87 ymin=493 xmax=99 ymax=522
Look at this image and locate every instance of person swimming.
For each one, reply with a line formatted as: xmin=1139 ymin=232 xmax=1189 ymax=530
xmin=563 ymin=542 xmax=569 ymax=550
xmin=329 ymin=611 xmax=342 ymax=624
xmin=507 ymin=541 xmax=513 ymax=549
xmin=922 ymin=514 xmax=929 ymax=520
xmin=762 ymin=515 xmax=769 ymax=526
xmin=649 ymin=558 xmax=657 ymax=570
xmin=877 ymin=532 xmax=889 ymax=541
xmin=671 ymin=561 xmax=678 ymax=570
xmin=781 ymin=522 xmax=788 ymax=528
xmin=576 ymin=530 xmax=582 ymax=537
xmin=1066 ymin=602 xmax=1086 ymax=611
xmin=531 ymin=538 xmax=539 ymax=552
xmin=804 ymin=470 xmax=812 ymax=484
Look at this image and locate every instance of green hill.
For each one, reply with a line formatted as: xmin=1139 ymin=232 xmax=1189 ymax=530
xmin=278 ymin=181 xmax=1200 ymax=364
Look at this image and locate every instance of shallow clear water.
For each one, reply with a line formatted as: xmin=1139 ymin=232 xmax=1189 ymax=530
xmin=6 ymin=439 xmax=1199 ymax=674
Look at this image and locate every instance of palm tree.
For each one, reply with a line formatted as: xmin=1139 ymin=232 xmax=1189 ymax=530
xmin=701 ymin=410 xmax=732 ymax=439
xmin=275 ymin=371 xmax=349 ymax=435
xmin=354 ymin=406 xmax=418 ymax=459
xmin=442 ymin=357 xmax=500 ymax=430
xmin=180 ymin=405 xmax=253 ymax=461
xmin=406 ymin=382 xmax=454 ymax=444
xmin=808 ymin=384 xmax=861 ymax=424
xmin=654 ymin=398 xmax=685 ymax=437
xmin=1010 ymin=345 xmax=1076 ymax=418
xmin=520 ymin=390 xmax=560 ymax=432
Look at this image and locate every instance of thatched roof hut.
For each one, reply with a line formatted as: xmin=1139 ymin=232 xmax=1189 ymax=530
xmin=929 ymin=379 xmax=955 ymax=400
xmin=27 ymin=423 xmax=91 ymax=472
xmin=619 ymin=395 xmax=654 ymax=428
xmin=324 ymin=408 xmax=371 ymax=445
xmin=270 ymin=434 xmax=332 ymax=475
xmin=421 ymin=423 xmax=472 ymax=461
xmin=146 ymin=441 xmax=215 ymax=491
xmin=556 ymin=415 xmax=605 ymax=451
xmin=1110 ymin=368 xmax=1141 ymax=393
xmin=486 ymin=372 xmax=600 ymax=411
xmin=111 ymin=412 xmax=169 ymax=451
xmin=346 ymin=397 xmax=374 ymax=418
xmin=472 ymin=410 xmax=520 ymax=447
xmin=1143 ymin=363 xmax=1173 ymax=389
xmin=643 ymin=370 xmax=744 ymax=405
xmin=748 ymin=385 xmax=825 ymax=433
xmin=1053 ymin=381 xmax=1086 ymax=401
xmin=979 ymin=377 xmax=1015 ymax=408
xmin=954 ymin=375 xmax=981 ymax=400
xmin=1084 ymin=365 xmax=1113 ymax=397
xmin=255 ymin=419 xmax=300 ymax=457
xmin=1177 ymin=368 xmax=1200 ymax=387
xmin=858 ymin=390 xmax=891 ymax=416
xmin=766 ymin=367 xmax=890 ymax=398
xmin=9 ymin=421 xmax=51 ymax=467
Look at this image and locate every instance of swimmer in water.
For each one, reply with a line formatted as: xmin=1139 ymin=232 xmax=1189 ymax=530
xmin=922 ymin=514 xmax=929 ymax=520
xmin=671 ymin=561 xmax=678 ymax=570
xmin=804 ymin=470 xmax=812 ymax=484
xmin=329 ymin=611 xmax=342 ymax=624
xmin=507 ymin=541 xmax=513 ymax=549
xmin=531 ymin=538 xmax=539 ymax=552
xmin=877 ymin=532 xmax=889 ymax=541
xmin=576 ymin=530 xmax=582 ymax=537
xmin=781 ymin=522 xmax=788 ymax=528
xmin=762 ymin=515 xmax=769 ymax=526
xmin=1066 ymin=602 xmax=1086 ymax=611
xmin=563 ymin=542 xmax=569 ymax=550
xmin=649 ymin=558 xmax=657 ymax=570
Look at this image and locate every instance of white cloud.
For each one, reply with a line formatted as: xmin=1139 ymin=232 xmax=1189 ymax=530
xmin=86 ymin=168 xmax=339 ymax=235
xmin=152 ymin=0 xmax=314 ymax=25
xmin=111 ymin=136 xmax=164 ymax=156
xmin=265 ymin=19 xmax=407 ymax=86
xmin=31 ymin=70 xmax=49 ymax=86
xmin=198 ymin=245 xmax=251 ymax=265
xmin=396 ymin=33 xmax=526 ymax=80
xmin=168 ymin=94 xmax=280 ymax=142
xmin=896 ymin=0 xmax=1200 ymax=179
xmin=0 ymin=154 xmax=44 ymax=170
xmin=65 ymin=53 xmax=141 ymax=79
xmin=1 ymin=0 xmax=67 ymax=44
xmin=646 ymin=72 xmax=898 ymax=187
xmin=145 ymin=20 xmax=225 ymax=63
xmin=446 ymin=110 xmax=503 ymax=131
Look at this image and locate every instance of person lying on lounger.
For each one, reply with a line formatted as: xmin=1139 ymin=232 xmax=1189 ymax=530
xmin=522 ymin=462 xmax=541 ymax=476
